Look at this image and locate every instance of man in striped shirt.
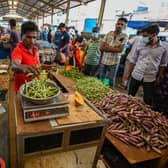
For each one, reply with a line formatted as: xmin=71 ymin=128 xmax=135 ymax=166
xmin=83 ymin=28 xmax=102 ymax=76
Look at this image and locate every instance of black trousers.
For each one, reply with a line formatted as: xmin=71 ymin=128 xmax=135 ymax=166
xmin=84 ymin=64 xmax=99 ymax=76
xmin=128 ymin=77 xmax=155 ymax=106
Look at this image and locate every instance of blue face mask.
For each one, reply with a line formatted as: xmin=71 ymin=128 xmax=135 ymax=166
xmin=92 ymin=33 xmax=99 ymax=38
xmin=141 ymin=37 xmax=150 ymax=44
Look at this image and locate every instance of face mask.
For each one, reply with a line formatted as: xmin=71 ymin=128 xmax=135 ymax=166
xmin=141 ymin=37 xmax=150 ymax=44
xmin=92 ymin=33 xmax=99 ymax=38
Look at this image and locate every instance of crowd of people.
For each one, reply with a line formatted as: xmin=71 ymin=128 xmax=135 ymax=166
xmin=0 ymin=18 xmax=167 ymax=117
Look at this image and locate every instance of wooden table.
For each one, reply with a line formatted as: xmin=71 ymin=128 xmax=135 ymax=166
xmin=9 ymin=73 xmax=107 ymax=168
xmin=103 ymin=131 xmax=168 ymax=167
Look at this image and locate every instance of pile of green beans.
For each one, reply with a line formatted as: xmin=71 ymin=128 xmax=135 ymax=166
xmin=61 ymin=69 xmax=84 ymax=81
xmin=76 ymin=77 xmax=118 ymax=101
xmin=25 ymin=79 xmax=59 ymax=99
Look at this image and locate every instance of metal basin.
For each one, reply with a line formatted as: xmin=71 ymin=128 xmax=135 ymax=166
xmin=19 ymin=80 xmax=60 ymax=105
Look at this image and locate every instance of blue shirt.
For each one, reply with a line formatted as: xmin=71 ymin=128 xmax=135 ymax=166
xmin=42 ymin=30 xmax=48 ymax=41
xmin=54 ymin=31 xmax=62 ymax=46
xmin=58 ymin=31 xmax=70 ymax=54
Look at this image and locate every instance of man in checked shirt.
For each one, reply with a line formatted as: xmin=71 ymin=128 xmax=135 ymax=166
xmin=125 ymin=24 xmax=168 ymax=106
xmin=99 ymin=17 xmax=128 ymax=88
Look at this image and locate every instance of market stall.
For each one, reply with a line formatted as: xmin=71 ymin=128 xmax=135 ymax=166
xmin=8 ymin=70 xmax=107 ymax=168
xmin=8 ymin=68 xmax=168 ymax=168
xmin=54 ymin=69 xmax=168 ymax=168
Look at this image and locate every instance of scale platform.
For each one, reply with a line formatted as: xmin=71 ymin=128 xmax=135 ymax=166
xmin=21 ymin=92 xmax=69 ymax=122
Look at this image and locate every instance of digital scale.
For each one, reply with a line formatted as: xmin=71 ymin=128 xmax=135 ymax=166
xmin=21 ymin=92 xmax=69 ymax=122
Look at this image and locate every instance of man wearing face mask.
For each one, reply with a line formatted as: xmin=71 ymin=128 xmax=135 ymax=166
xmin=82 ymin=27 xmax=102 ymax=76
xmin=99 ymin=18 xmax=128 ymax=88
xmin=11 ymin=21 xmax=40 ymax=92
xmin=125 ymin=24 xmax=168 ymax=106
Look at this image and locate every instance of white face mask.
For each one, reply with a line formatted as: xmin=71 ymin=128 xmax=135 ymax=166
xmin=141 ymin=37 xmax=150 ymax=44
xmin=92 ymin=32 xmax=99 ymax=38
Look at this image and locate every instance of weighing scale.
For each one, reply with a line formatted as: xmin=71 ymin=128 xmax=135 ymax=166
xmin=20 ymin=92 xmax=69 ymax=122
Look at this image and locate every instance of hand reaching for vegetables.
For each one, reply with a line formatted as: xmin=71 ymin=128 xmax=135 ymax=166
xmin=11 ymin=60 xmax=40 ymax=77
xmin=22 ymin=65 xmax=40 ymax=76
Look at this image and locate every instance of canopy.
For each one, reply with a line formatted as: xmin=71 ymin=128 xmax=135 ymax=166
xmin=128 ymin=21 xmax=168 ymax=29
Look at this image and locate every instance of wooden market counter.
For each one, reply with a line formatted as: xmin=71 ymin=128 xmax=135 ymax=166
xmin=9 ymin=72 xmax=168 ymax=168
xmin=103 ymin=132 xmax=168 ymax=167
xmin=8 ymin=73 xmax=107 ymax=168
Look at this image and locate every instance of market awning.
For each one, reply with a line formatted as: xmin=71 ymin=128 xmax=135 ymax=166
xmin=128 ymin=20 xmax=168 ymax=29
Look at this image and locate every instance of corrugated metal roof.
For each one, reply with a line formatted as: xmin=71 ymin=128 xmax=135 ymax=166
xmin=1 ymin=0 xmax=95 ymax=19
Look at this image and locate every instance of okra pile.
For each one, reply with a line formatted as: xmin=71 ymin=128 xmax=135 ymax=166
xmin=25 ymin=79 xmax=59 ymax=99
xmin=93 ymin=94 xmax=168 ymax=154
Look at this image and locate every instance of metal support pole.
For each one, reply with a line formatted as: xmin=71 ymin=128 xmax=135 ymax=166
xmin=65 ymin=0 xmax=70 ymax=25
xmin=51 ymin=8 xmax=54 ymax=25
xmin=98 ymin=0 xmax=106 ymax=28
xmin=42 ymin=13 xmax=45 ymax=25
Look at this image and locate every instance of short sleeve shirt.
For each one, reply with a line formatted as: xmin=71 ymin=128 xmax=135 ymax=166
xmin=86 ymin=39 xmax=102 ymax=65
xmin=12 ymin=42 xmax=40 ymax=92
xmin=58 ymin=31 xmax=70 ymax=55
xmin=101 ymin=31 xmax=128 ymax=65
xmin=129 ymin=41 xmax=168 ymax=82
xmin=10 ymin=29 xmax=20 ymax=51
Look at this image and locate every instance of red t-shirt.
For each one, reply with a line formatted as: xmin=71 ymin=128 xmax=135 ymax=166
xmin=11 ymin=42 xmax=40 ymax=92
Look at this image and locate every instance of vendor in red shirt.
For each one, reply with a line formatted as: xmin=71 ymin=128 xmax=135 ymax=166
xmin=11 ymin=21 xmax=40 ymax=92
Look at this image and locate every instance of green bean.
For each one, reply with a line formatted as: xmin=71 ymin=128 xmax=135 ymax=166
xmin=76 ymin=77 xmax=118 ymax=101
xmin=24 ymin=78 xmax=59 ymax=99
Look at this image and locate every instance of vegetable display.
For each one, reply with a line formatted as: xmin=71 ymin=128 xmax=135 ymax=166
xmin=25 ymin=78 xmax=59 ymax=99
xmin=76 ymin=77 xmax=118 ymax=101
xmin=93 ymin=94 xmax=168 ymax=154
xmin=61 ymin=69 xmax=84 ymax=81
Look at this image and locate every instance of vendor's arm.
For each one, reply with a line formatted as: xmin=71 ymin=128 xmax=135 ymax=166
xmin=11 ymin=48 xmax=40 ymax=76
xmin=11 ymin=59 xmax=40 ymax=76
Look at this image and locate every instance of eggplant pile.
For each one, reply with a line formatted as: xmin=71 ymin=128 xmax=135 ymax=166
xmin=93 ymin=94 xmax=168 ymax=154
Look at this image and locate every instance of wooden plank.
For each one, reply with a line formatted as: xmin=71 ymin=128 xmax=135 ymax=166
xmin=57 ymin=94 xmax=103 ymax=125
xmin=105 ymin=132 xmax=167 ymax=165
xmin=15 ymin=94 xmax=103 ymax=134
xmin=8 ymin=79 xmax=17 ymax=168
xmin=51 ymin=72 xmax=76 ymax=93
